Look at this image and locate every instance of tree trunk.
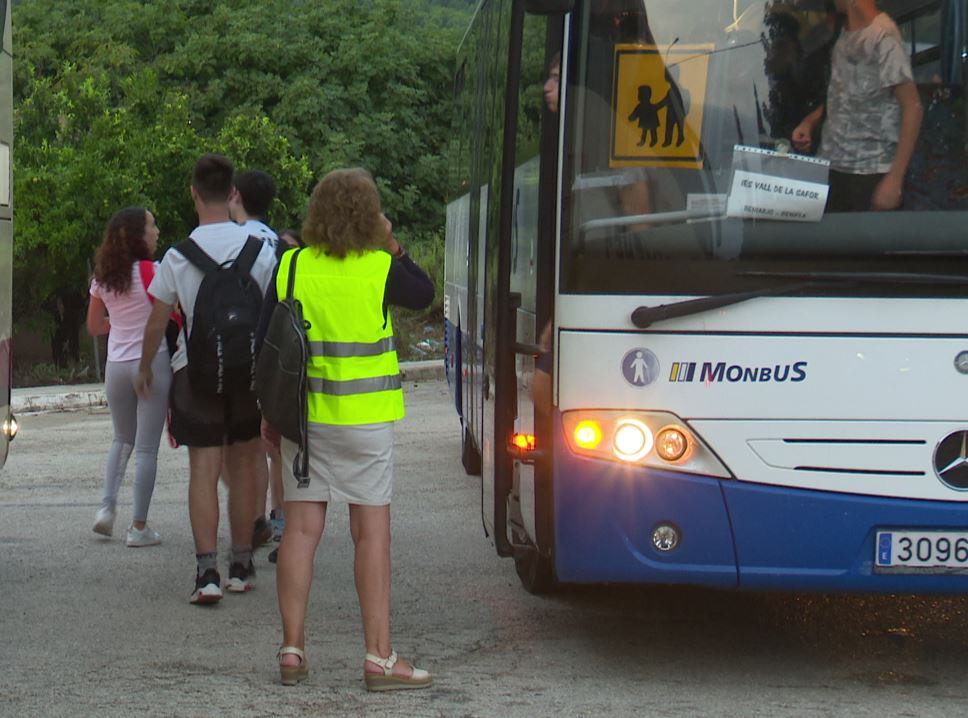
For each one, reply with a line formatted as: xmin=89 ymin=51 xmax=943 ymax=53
xmin=45 ymin=290 xmax=85 ymax=366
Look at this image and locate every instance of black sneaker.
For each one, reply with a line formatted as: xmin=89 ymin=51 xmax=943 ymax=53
xmin=252 ymin=517 xmax=272 ymax=549
xmin=190 ymin=569 xmax=223 ymax=605
xmin=226 ymin=561 xmax=255 ymax=593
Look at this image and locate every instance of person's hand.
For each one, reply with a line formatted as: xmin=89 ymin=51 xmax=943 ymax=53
xmin=261 ymin=418 xmax=281 ymax=450
xmin=871 ymin=174 xmax=903 ymax=211
xmin=791 ymin=120 xmax=814 ymax=153
xmin=135 ymin=366 xmax=152 ymax=398
xmin=378 ymin=214 xmax=402 ymax=256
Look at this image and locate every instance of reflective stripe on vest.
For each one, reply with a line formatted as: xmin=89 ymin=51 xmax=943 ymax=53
xmin=307 ymin=374 xmax=402 ymax=395
xmin=277 ymin=247 xmax=404 ymax=425
xmin=308 ymin=336 xmax=396 ymax=358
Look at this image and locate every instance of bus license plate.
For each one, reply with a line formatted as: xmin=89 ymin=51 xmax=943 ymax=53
xmin=875 ymin=531 xmax=968 ymax=572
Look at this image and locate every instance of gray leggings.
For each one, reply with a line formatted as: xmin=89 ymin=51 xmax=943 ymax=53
xmin=101 ymin=351 xmax=172 ymax=522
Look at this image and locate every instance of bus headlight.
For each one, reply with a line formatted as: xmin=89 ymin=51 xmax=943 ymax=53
xmin=655 ymin=426 xmax=689 ymax=462
xmin=2 ymin=414 xmax=18 ymax=440
xmin=573 ymin=420 xmax=603 ymax=450
xmin=613 ymin=419 xmax=653 ymax=462
xmin=561 ymin=410 xmax=731 ymax=478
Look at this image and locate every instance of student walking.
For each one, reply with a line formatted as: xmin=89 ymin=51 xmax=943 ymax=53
xmin=88 ymin=207 xmax=172 ymax=547
xmin=261 ymin=168 xmax=434 ymax=690
xmin=229 ymin=168 xmax=280 ymax=551
xmin=136 ymin=154 xmax=277 ymax=604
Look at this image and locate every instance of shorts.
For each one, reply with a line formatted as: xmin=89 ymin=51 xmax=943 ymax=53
xmin=281 ymin=422 xmax=394 ymax=505
xmin=169 ymin=368 xmax=261 ymax=447
xmin=826 ymin=170 xmax=887 ymax=213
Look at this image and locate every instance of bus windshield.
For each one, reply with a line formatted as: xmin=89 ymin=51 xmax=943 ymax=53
xmin=560 ymin=0 xmax=968 ymax=297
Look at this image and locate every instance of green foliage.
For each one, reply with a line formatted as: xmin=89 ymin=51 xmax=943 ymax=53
xmin=12 ymin=0 xmax=473 ymax=360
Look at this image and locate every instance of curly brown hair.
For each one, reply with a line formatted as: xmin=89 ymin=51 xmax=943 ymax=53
xmin=93 ymin=207 xmax=153 ymax=294
xmin=302 ymin=168 xmax=383 ymax=259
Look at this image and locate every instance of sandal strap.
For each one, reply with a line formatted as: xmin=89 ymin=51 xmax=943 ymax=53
xmin=278 ymin=646 xmax=306 ymax=664
xmin=364 ymin=650 xmax=398 ymax=675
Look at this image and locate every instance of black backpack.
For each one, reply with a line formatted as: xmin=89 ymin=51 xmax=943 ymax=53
xmin=176 ymin=236 xmax=264 ymax=395
xmin=256 ymin=248 xmax=309 ymax=483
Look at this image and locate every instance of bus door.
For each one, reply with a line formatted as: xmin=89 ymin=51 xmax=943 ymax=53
xmin=498 ymin=7 xmax=563 ymax=586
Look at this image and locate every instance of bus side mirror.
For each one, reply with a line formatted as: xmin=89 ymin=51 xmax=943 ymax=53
xmin=524 ymin=0 xmax=574 ymax=15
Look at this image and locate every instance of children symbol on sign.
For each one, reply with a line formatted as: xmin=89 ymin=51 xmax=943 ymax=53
xmin=629 ymin=85 xmax=662 ymax=147
xmin=628 ymin=64 xmax=690 ymax=148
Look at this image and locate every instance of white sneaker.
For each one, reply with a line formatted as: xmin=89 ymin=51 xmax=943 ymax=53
xmin=93 ymin=506 xmax=116 ymax=537
xmin=126 ymin=524 xmax=161 ymax=547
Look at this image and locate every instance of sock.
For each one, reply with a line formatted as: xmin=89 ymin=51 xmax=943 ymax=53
xmin=196 ymin=552 xmax=218 ymax=575
xmin=231 ymin=546 xmax=253 ymax=567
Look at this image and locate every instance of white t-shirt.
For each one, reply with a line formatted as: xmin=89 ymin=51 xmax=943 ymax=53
xmin=241 ymin=219 xmax=279 ymax=253
xmin=820 ymin=13 xmax=913 ymax=174
xmin=148 ymin=222 xmax=277 ymax=372
xmin=90 ymin=263 xmax=165 ymax=363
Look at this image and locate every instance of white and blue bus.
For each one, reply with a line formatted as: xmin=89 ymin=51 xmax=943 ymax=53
xmin=0 ymin=0 xmax=14 ymax=467
xmin=444 ymin=0 xmax=968 ymax=593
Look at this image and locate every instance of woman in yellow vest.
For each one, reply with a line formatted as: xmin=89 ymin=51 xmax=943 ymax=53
xmin=262 ymin=168 xmax=434 ymax=690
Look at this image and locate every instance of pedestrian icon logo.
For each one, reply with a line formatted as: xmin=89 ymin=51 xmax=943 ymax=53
xmin=611 ymin=44 xmax=712 ymax=169
xmin=622 ymin=348 xmax=660 ymax=388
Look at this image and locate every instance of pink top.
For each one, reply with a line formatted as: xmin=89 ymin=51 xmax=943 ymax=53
xmin=90 ymin=263 xmax=164 ymax=363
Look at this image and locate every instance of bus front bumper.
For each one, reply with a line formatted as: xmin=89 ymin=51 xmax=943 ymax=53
xmin=554 ymin=420 xmax=968 ymax=593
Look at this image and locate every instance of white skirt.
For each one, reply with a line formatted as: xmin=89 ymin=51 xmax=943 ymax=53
xmin=281 ymin=422 xmax=394 ymax=505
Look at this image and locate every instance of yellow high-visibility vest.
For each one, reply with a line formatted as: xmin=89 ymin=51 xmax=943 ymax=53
xmin=277 ymin=247 xmax=404 ymax=425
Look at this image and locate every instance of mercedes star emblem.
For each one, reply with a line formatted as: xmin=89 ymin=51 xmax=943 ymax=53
xmin=934 ymin=431 xmax=968 ymax=490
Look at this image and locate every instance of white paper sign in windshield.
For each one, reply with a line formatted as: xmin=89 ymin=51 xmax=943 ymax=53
xmin=726 ymin=146 xmax=829 ymax=223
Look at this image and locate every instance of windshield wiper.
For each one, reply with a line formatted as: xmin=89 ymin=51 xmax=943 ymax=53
xmin=630 ymin=271 xmax=968 ymax=329
xmin=631 ymin=281 xmax=817 ymax=328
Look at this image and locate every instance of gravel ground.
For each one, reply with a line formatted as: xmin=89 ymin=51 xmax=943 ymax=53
xmin=3 ymin=379 xmax=968 ymax=718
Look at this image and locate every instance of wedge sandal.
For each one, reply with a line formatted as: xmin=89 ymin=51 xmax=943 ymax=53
xmin=364 ymin=650 xmax=432 ymax=692
xmin=278 ymin=646 xmax=309 ymax=686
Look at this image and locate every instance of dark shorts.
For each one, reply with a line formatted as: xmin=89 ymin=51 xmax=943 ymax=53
xmin=169 ymin=368 xmax=261 ymax=448
xmin=826 ymin=170 xmax=887 ymax=213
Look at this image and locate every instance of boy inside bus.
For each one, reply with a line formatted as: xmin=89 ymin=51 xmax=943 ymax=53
xmin=791 ymin=0 xmax=923 ymax=212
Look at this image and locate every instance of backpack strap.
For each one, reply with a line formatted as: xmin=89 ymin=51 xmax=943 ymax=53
xmin=284 ymin=248 xmax=304 ymax=301
xmin=233 ymin=236 xmax=263 ymax=277
xmin=137 ymin=260 xmax=155 ymax=300
xmin=175 ymin=239 xmax=221 ymax=274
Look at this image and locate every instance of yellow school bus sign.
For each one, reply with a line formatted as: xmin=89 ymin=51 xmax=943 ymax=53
xmin=611 ymin=44 xmax=712 ymax=169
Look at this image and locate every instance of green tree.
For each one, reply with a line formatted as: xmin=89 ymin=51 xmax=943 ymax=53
xmin=12 ymin=0 xmax=470 ymax=361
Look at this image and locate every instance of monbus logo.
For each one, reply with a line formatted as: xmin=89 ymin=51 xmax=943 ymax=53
xmin=669 ymin=361 xmax=808 ymax=384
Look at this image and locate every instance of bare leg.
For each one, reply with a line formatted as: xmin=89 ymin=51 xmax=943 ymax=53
xmin=223 ymin=437 xmax=261 ymax=550
xmin=350 ymin=503 xmax=417 ymax=677
xmin=268 ymin=447 xmax=285 ymax=514
xmin=188 ymin=446 xmax=223 ymax=554
xmin=277 ymin=500 xmax=327 ymax=665
xmin=254 ymin=451 xmax=269 ymax=521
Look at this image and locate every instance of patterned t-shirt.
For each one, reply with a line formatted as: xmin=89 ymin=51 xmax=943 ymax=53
xmin=820 ymin=13 xmax=913 ymax=174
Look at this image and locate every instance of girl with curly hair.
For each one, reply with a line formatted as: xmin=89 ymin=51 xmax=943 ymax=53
xmin=88 ymin=207 xmax=173 ymax=547
xmin=261 ymin=168 xmax=434 ymax=690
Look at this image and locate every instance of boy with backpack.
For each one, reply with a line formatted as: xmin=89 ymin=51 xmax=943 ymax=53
xmin=228 ymin=168 xmax=285 ymax=554
xmin=136 ymin=153 xmax=278 ymax=604
xmin=230 ymin=169 xmax=280 ymax=254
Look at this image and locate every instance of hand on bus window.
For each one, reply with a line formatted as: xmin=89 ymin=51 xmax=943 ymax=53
xmin=544 ymin=55 xmax=560 ymax=114
xmin=791 ymin=106 xmax=823 ymax=154
xmin=870 ymin=174 xmax=903 ymax=211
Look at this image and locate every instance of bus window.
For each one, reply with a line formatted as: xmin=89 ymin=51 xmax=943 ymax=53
xmin=560 ymin=0 xmax=968 ymax=296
